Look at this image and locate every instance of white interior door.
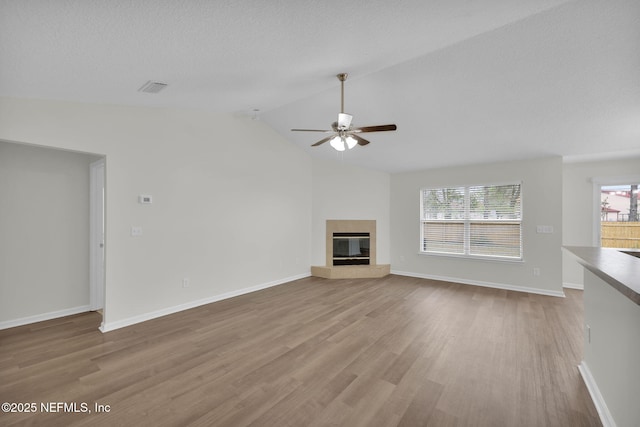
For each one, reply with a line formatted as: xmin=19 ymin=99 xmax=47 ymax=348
xmin=90 ymin=159 xmax=105 ymax=311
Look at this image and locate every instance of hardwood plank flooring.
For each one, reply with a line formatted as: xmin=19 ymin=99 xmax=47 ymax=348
xmin=0 ymin=275 xmax=601 ymax=426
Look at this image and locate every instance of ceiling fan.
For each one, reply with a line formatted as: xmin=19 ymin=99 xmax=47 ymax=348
xmin=291 ymin=73 xmax=397 ymax=151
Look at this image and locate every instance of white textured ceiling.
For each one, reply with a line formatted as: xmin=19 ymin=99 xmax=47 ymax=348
xmin=1 ymin=0 xmax=639 ymax=172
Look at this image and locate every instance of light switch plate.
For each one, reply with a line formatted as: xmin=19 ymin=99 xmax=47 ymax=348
xmin=536 ymin=225 xmax=554 ymax=234
xmin=131 ymin=226 xmax=143 ymax=237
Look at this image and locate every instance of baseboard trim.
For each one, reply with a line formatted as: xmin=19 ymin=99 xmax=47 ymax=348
xmin=390 ymin=270 xmax=565 ymax=298
xmin=578 ymin=361 xmax=617 ymax=427
xmin=0 ymin=305 xmax=91 ymax=330
xmin=100 ymin=272 xmax=311 ymax=333
xmin=563 ymin=282 xmax=584 ymax=290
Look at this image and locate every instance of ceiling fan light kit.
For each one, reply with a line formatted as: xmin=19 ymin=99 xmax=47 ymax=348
xmin=291 ymin=73 xmax=397 ymax=151
xmin=330 ymin=135 xmax=358 ymax=151
xmin=330 ymin=137 xmax=346 ymax=151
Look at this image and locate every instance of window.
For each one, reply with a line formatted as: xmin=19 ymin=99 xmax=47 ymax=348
xmin=420 ymin=183 xmax=522 ymax=260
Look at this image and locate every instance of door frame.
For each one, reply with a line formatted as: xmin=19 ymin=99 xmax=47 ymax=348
xmin=89 ymin=158 xmax=105 ymax=311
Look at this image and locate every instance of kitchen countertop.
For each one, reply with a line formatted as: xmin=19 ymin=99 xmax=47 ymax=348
xmin=564 ymin=246 xmax=640 ymax=305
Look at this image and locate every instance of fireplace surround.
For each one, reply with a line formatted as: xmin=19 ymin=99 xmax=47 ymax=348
xmin=311 ymin=219 xmax=390 ymax=279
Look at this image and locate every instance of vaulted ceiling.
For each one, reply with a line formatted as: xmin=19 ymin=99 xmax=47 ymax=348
xmin=1 ymin=0 xmax=639 ymax=172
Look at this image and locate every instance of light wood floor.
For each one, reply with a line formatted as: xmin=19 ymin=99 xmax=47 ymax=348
xmin=0 ymin=275 xmax=601 ymax=426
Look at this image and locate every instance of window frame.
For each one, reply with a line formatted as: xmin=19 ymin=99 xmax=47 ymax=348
xmin=419 ymin=181 xmax=524 ymax=262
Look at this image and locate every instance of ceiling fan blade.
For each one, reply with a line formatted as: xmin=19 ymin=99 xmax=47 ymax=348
xmin=352 ymin=124 xmax=397 ymax=133
xmin=311 ymin=135 xmax=335 ymax=147
xmin=291 ymin=128 xmax=333 ymax=132
xmin=351 ymin=134 xmax=371 ymax=146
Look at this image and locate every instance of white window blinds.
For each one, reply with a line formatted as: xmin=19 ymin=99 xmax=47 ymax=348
xmin=421 ymin=183 xmax=522 ymax=259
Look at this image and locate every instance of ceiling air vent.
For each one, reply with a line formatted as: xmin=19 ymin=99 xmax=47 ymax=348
xmin=138 ymin=80 xmax=167 ymax=94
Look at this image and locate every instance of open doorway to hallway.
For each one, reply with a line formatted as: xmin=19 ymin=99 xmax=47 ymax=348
xmin=0 ymin=140 xmax=105 ymax=330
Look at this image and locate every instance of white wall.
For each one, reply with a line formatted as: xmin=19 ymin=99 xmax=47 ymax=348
xmin=562 ymin=156 xmax=640 ymax=288
xmin=0 ymin=97 xmax=312 ymax=331
xmin=391 ymin=157 xmax=564 ymax=296
xmin=0 ymin=142 xmax=99 ymax=325
xmin=311 ymin=158 xmax=390 ymax=266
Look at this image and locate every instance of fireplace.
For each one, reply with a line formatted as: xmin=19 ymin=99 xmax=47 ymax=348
xmin=311 ymin=219 xmax=390 ymax=279
xmin=332 ymin=232 xmax=370 ymax=265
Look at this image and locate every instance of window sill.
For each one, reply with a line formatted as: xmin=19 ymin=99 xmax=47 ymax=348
xmin=417 ymin=251 xmax=524 ymax=263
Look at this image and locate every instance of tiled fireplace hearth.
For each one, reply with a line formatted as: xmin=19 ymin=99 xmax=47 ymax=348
xmin=311 ymin=220 xmax=390 ymax=279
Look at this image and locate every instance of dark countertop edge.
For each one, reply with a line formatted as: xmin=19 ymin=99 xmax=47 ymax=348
xmin=564 ymin=246 xmax=640 ymax=305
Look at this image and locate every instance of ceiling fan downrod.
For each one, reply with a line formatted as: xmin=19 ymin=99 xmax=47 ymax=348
xmin=337 ymin=73 xmax=347 ymax=113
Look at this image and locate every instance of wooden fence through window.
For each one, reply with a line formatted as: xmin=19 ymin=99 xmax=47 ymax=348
xmin=601 ymin=222 xmax=640 ymax=249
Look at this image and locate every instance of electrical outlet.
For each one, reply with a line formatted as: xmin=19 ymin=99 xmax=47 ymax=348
xmin=182 ymin=278 xmax=190 ymax=288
